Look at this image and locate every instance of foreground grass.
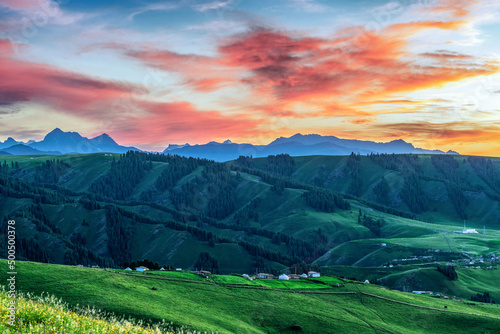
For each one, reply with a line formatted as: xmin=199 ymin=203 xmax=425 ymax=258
xmin=0 ymin=288 xmax=188 ymax=333
xmin=2 ymin=261 xmax=500 ymax=333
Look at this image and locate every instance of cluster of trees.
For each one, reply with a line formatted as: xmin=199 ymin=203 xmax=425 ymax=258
xmin=169 ymin=162 xmax=236 ymax=219
xmin=0 ymin=160 xmax=19 ymax=174
xmin=233 ymin=198 xmax=261 ymax=225
xmin=468 ymin=156 xmax=500 ymax=193
xmin=347 ymin=153 xmax=362 ymax=196
xmin=400 ymin=174 xmax=429 ymax=213
xmin=90 ymin=151 xmax=153 ymax=200
xmin=289 ymin=262 xmax=321 ymax=275
xmin=22 ymin=204 xmax=61 ymax=234
xmin=431 ymin=155 xmax=460 ymax=182
xmin=194 ymin=252 xmax=220 ymax=274
xmin=445 ymin=182 xmax=468 ymax=220
xmin=238 ymin=240 xmax=296 ymax=266
xmin=303 ymin=188 xmax=350 ymax=212
xmin=437 ymin=265 xmax=458 ymax=281
xmin=64 ymin=243 xmax=114 ymax=268
xmin=234 ymin=155 xmax=256 ymax=169
xmin=369 ymin=153 xmax=420 ymax=174
xmin=105 ymin=206 xmax=132 ymax=266
xmin=34 ymin=159 xmax=70 ymax=184
xmin=373 ymin=177 xmax=390 ymax=206
xmin=358 ymin=210 xmax=384 ymax=237
xmin=265 ymin=154 xmax=295 ymax=176
xmin=471 ymin=292 xmax=496 ymax=304
xmin=202 ymin=163 xmax=236 ymax=219
xmin=154 ymin=157 xmax=199 ymax=191
xmin=79 ymin=198 xmax=102 ymax=210
xmin=17 ymin=237 xmax=49 ymax=263
xmin=0 ymin=173 xmax=68 ymax=205
xmin=231 ymin=164 xmax=350 ymax=209
xmin=124 ymin=259 xmax=162 ymax=270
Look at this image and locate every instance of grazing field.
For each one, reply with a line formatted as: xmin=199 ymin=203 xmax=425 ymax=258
xmin=2 ymin=260 xmax=500 ymax=334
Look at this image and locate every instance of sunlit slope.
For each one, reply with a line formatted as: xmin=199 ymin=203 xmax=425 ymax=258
xmin=2 ymin=260 xmax=500 ymax=334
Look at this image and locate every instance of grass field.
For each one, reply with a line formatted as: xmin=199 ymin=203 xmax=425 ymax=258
xmin=322 ymin=264 xmax=500 ymax=302
xmin=2 ymin=260 xmax=500 ymax=333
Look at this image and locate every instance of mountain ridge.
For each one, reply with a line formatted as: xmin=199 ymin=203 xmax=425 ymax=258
xmin=163 ymin=133 xmax=459 ymax=162
xmin=1 ymin=130 xmax=459 ymax=158
xmin=2 ymin=128 xmax=141 ymax=155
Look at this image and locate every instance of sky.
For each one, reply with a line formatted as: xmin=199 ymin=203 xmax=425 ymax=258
xmin=1 ymin=0 xmax=500 ymax=155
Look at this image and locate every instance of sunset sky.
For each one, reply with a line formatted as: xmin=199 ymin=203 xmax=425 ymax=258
xmin=1 ymin=0 xmax=500 ymax=155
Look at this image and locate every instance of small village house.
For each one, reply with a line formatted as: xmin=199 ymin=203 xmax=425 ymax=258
xmin=308 ymin=271 xmax=320 ymax=278
xmin=257 ymin=273 xmax=275 ymax=279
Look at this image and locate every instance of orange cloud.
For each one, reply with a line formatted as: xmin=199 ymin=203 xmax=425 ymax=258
xmin=0 ymin=39 xmax=142 ymax=112
xmin=108 ymin=100 xmax=264 ymax=147
xmin=92 ymin=0 xmax=493 ymax=128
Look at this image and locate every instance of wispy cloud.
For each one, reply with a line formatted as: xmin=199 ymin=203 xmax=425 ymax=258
xmin=0 ymin=0 xmax=85 ymax=28
xmin=289 ymin=0 xmax=330 ymax=13
xmin=192 ymin=0 xmax=234 ymax=12
xmin=128 ymin=2 xmax=178 ymax=21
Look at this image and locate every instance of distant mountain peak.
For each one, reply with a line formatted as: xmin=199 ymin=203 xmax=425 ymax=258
xmin=24 ymin=129 xmax=141 ymax=155
xmin=48 ymin=128 xmax=63 ymax=135
xmin=223 ymin=139 xmax=233 ymax=144
xmin=91 ymin=133 xmax=118 ymax=145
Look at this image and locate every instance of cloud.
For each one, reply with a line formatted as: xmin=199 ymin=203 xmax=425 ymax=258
xmin=102 ymin=42 xmax=237 ymax=92
xmin=107 ymin=100 xmax=263 ymax=147
xmin=112 ymin=0 xmax=495 ymax=118
xmin=0 ymin=0 xmax=85 ymax=28
xmin=192 ymin=0 xmax=234 ymax=12
xmin=0 ymin=39 xmax=143 ymax=114
xmin=288 ymin=0 xmax=329 ymax=13
xmin=127 ymin=3 xmax=178 ymax=21
xmin=369 ymin=121 xmax=500 ymax=145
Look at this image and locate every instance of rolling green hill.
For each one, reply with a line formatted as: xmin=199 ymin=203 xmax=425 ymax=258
xmin=2 ymin=260 xmax=500 ymax=333
xmin=0 ymin=152 xmax=499 ymax=306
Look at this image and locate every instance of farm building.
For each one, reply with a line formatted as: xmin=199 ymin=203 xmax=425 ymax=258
xmin=136 ymin=266 xmax=149 ymax=272
xmin=279 ymin=274 xmax=290 ymax=280
xmin=300 ymin=273 xmax=308 ymax=278
xmin=453 ymin=229 xmax=479 ymax=234
xmin=257 ymin=273 xmax=275 ymax=279
xmin=308 ymin=271 xmax=320 ymax=278
xmin=289 ymin=274 xmax=301 ymax=279
xmin=124 ymin=267 xmax=132 ymax=271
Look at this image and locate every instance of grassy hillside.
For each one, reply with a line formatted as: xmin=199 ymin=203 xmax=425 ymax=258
xmin=322 ymin=264 xmax=500 ymax=301
xmin=1 ymin=152 xmax=499 ymax=304
xmin=2 ymin=260 xmax=500 ymax=333
xmin=255 ymin=154 xmax=500 ymax=229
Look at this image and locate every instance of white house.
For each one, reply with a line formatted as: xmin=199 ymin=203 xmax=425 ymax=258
xmin=257 ymin=273 xmax=274 ymax=279
xmin=159 ymin=267 xmax=165 ymax=271
xmin=124 ymin=267 xmax=132 ymax=271
xmin=300 ymin=273 xmax=307 ymax=278
xmin=279 ymin=274 xmax=290 ymax=280
xmin=308 ymin=271 xmax=320 ymax=278
xmin=454 ymin=229 xmax=479 ymax=234
xmin=176 ymin=268 xmax=182 ymax=271
xmin=136 ymin=266 xmax=149 ymax=272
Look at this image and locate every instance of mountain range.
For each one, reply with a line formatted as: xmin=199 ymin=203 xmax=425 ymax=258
xmin=163 ymin=133 xmax=459 ymax=161
xmin=0 ymin=128 xmax=139 ymax=155
xmin=0 ymin=129 xmax=458 ymax=159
